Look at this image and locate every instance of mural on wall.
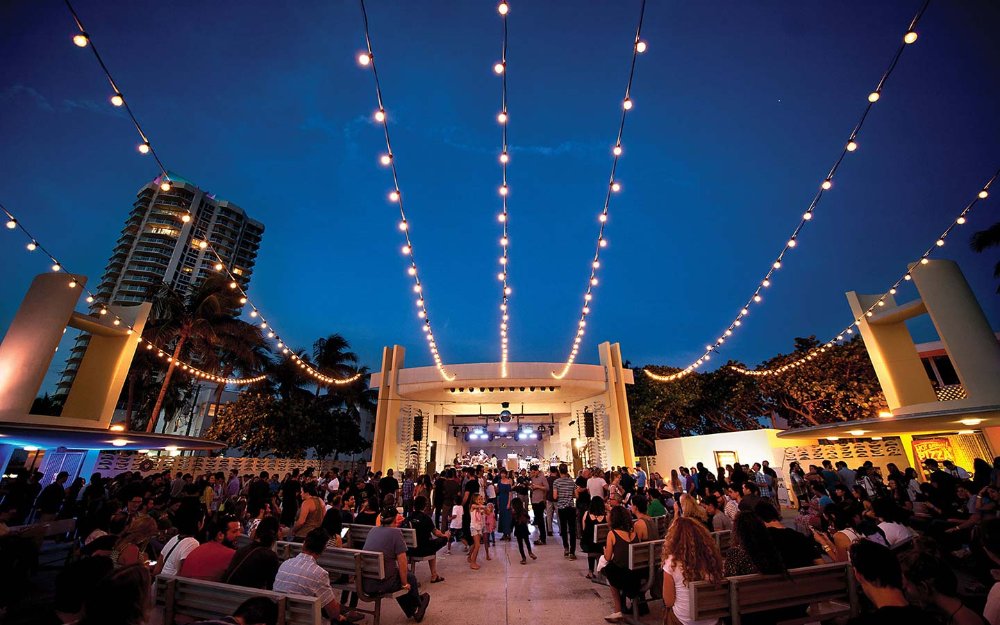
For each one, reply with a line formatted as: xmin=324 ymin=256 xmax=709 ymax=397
xmin=782 ymin=438 xmax=906 ymax=464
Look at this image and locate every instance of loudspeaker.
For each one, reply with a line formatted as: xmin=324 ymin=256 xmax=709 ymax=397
xmin=583 ymin=410 xmax=595 ymax=438
xmin=413 ymin=414 xmax=424 ymax=441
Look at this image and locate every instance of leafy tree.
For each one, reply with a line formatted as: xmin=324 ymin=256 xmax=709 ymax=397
xmin=205 ymin=393 xmax=278 ymax=457
xmin=30 ymin=393 xmax=62 ymax=416
xmin=970 ymin=220 xmax=1000 ymax=293
xmin=627 ymin=364 xmax=703 ymax=454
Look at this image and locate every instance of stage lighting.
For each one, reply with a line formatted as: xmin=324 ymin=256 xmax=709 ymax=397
xmin=498 ymin=425 xmax=508 ymax=433
xmin=499 ymin=401 xmax=512 ymax=422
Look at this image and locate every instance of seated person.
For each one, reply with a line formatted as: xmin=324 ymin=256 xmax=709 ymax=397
xmin=362 ymin=505 xmax=430 ymax=622
xmin=847 ymin=540 xmax=939 ymax=625
xmin=35 ymin=555 xmax=114 ymax=625
xmin=222 ymin=517 xmax=280 ymax=589
xmin=179 ymin=516 xmax=240 ymax=581
xmin=273 ymin=528 xmax=361 ymax=624
xmin=191 ymin=596 xmax=279 ymax=625
xmin=404 ymin=495 xmax=449 ymax=583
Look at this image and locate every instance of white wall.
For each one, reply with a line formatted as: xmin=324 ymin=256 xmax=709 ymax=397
xmin=654 ymin=429 xmax=787 ymax=477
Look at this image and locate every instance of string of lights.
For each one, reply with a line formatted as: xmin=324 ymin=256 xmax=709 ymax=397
xmin=644 ymin=0 xmax=931 ymax=383
xmin=62 ymin=1 xmax=362 ymax=387
xmin=495 ymin=1 xmax=512 ymax=377
xmin=2 ymin=203 xmax=266 ymax=386
xmin=64 ymin=0 xmax=177 ymax=199
xmin=357 ymin=0 xmax=454 ymax=381
xmin=727 ymin=169 xmax=997 ymax=377
xmin=552 ymin=0 xmax=648 ymax=380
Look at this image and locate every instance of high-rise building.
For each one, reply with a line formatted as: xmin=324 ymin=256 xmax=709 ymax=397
xmin=54 ymin=174 xmax=265 ymax=399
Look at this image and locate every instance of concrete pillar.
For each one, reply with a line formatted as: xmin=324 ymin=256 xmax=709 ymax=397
xmin=911 ymin=259 xmax=1000 ymax=404
xmin=598 ymin=342 xmax=628 ymax=468
xmin=371 ymin=345 xmax=405 ymax=472
xmin=846 ymin=292 xmax=936 ymax=411
xmin=609 ymin=342 xmax=636 ymax=467
xmin=0 ymin=274 xmax=87 ymax=421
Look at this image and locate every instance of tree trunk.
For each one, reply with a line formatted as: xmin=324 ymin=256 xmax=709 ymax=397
xmin=147 ymin=336 xmax=187 ymax=433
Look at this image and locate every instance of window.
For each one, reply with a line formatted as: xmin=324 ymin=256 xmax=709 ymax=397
xmin=933 ymin=356 xmax=960 ymax=386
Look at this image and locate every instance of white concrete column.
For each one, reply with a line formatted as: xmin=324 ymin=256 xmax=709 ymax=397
xmin=371 ymin=345 xmax=405 ymax=472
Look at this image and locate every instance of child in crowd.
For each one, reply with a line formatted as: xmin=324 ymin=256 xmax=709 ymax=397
xmin=469 ymin=495 xmax=487 ymax=569
xmin=447 ymin=502 xmax=464 ymax=554
xmin=511 ymin=497 xmax=536 ymax=564
xmin=485 ymin=502 xmax=497 ymax=547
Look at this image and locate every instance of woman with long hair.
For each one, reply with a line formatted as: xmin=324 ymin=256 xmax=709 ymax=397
xmin=602 ymin=506 xmax=640 ymax=622
xmin=670 ymin=469 xmax=684 ymax=497
xmin=661 ymin=516 xmax=724 ymax=625
xmin=581 ymin=495 xmax=607 ymax=579
xmin=724 ymin=511 xmax=786 ymax=577
xmin=788 ymin=462 xmax=809 ymax=511
xmin=110 ymin=516 xmax=158 ymax=568
xmin=679 ymin=494 xmax=710 ymax=530
xmin=78 ymin=564 xmax=150 ymax=625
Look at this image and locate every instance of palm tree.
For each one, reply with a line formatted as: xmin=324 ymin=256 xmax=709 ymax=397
xmin=145 ymin=275 xmax=245 ymax=433
xmin=971 ymin=221 xmax=1000 ymax=293
xmin=196 ymin=321 xmax=271 ymax=408
xmin=312 ymin=334 xmax=359 ymax=395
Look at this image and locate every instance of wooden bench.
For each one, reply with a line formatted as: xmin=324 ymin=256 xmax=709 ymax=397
xmin=713 ymin=529 xmax=731 ymax=553
xmin=690 ymin=561 xmax=858 ymax=625
xmin=7 ymin=518 xmax=76 ymax=545
xmin=343 ymin=524 xmax=431 ymax=574
xmin=155 ymin=574 xmax=323 ymax=625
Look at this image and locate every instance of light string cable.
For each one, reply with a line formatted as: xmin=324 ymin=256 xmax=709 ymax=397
xmin=64 ymin=0 xmax=176 ymax=198
xmin=552 ymin=0 xmax=649 ymax=380
xmin=64 ymin=1 xmax=361 ymax=387
xmin=1 ymin=205 xmax=265 ymax=385
xmin=357 ymin=0 xmax=454 ymax=381
xmin=728 ymin=169 xmax=997 ymax=377
xmin=495 ymin=1 xmax=512 ymax=377
xmin=644 ymin=0 xmax=932 ymax=383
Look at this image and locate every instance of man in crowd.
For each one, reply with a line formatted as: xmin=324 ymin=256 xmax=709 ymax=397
xmin=755 ymin=501 xmax=822 ymax=568
xmin=273 ymin=528 xmax=362 ymax=624
xmin=847 ymin=540 xmax=938 ymax=624
xmin=170 ymin=471 xmax=187 ymax=499
xmin=362 ymin=506 xmax=430 ymax=622
xmin=553 ymin=463 xmax=578 ymax=560
xmin=379 ymin=468 xmax=400 ymax=503
xmin=529 ymin=466 xmax=549 ymax=545
xmin=836 ymin=461 xmax=857 ymax=490
xmin=635 ymin=463 xmax=647 ymax=493
xmin=739 ymin=481 xmax=761 ymax=512
xmin=35 ymin=471 xmax=69 ymax=522
xmin=225 ymin=469 xmax=242 ymax=499
xmin=179 ymin=515 xmax=241 ymax=581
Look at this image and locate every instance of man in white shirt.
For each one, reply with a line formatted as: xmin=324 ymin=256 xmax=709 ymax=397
xmin=586 ymin=469 xmax=608 ymax=500
xmin=327 ymin=471 xmax=341 ymax=496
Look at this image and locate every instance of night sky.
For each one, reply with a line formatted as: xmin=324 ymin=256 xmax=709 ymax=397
xmin=1 ymin=1 xmax=998 ymax=392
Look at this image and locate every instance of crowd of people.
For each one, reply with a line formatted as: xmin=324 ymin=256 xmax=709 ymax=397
xmin=1 ymin=455 xmax=1000 ymax=625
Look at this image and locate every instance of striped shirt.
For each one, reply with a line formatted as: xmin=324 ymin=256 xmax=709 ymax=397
xmin=273 ymin=553 xmax=335 ymax=607
xmin=553 ymin=476 xmax=577 ymax=509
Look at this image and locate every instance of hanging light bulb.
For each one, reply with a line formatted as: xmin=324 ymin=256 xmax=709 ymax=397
xmin=803 ymin=211 xmax=813 ymax=221
xmin=846 ymin=140 xmax=858 ymax=152
xmin=72 ymin=33 xmax=89 ymax=47
xmin=956 ymin=216 xmax=966 ymax=225
xmin=110 ymin=93 xmax=124 ymax=107
xmin=499 ymin=184 xmax=509 ymax=196
xmin=635 ymin=41 xmax=647 ymax=53
xmin=358 ymin=52 xmax=372 ymax=66
xmin=389 ymin=190 xmax=400 ymax=202
xmin=494 ymin=62 xmax=505 ymax=74
xmin=613 ymin=145 xmax=623 ymax=156
xmin=6 ymin=218 xmax=17 ymax=229
xmin=51 ymin=263 xmax=61 ymax=272
xmin=497 ymin=111 xmax=508 ymax=124
xmin=611 ymin=182 xmax=621 ymax=192
xmin=181 ymin=214 xmax=191 ymax=223
xmin=623 ymin=97 xmax=633 ymax=110
xmin=160 ymin=181 xmax=171 ymax=191
xmin=401 ymin=244 xmax=411 ymax=254
xmin=138 ymin=142 xmax=150 ymax=154
xmin=374 ymin=109 xmax=386 ymax=122
xmin=380 ymin=154 xmax=392 ymax=166
xmin=499 ymin=152 xmax=509 ymax=164
xmin=68 ymin=280 xmax=77 ymax=288
xmin=26 ymin=241 xmax=36 ymax=251
xmin=821 ymin=179 xmax=833 ymax=190
xmin=903 ymin=31 xmax=918 ymax=44
xmin=498 ymin=2 xmax=509 ymax=15
xmin=868 ymin=91 xmax=880 ymax=103
xmin=979 ymin=190 xmax=990 ymax=199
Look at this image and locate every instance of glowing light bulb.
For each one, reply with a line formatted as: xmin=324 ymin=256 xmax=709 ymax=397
xmin=611 ymin=182 xmax=621 ymax=192
xmin=599 ymin=214 xmax=607 ymax=223
xmin=181 ymin=214 xmax=191 ymax=223
xmin=99 ymin=308 xmax=107 ymax=315
xmin=753 ymin=294 xmax=762 ymax=303
xmin=803 ymin=211 xmax=813 ymax=221
xmin=214 ymin=262 xmax=223 ymax=271
xmin=980 ymin=190 xmax=989 ymax=199
xmin=498 ymin=2 xmax=509 ymax=15
xmin=402 ymin=244 xmax=411 ymax=254
xmin=599 ymin=239 xmax=607 ymax=248
xmin=239 ymin=297 xmax=247 ymax=304
xmin=821 ymin=179 xmax=832 ymax=190
xmin=138 ymin=142 xmax=150 ymax=154
xmin=160 ymin=181 xmax=171 ymax=192
xmin=591 ymin=277 xmax=598 ymax=286
xmin=68 ymin=280 xmax=76 ymax=288
xmin=52 ymin=263 xmax=61 ymax=272
xmin=374 ymin=109 xmax=386 ymax=122
xmin=504 ymin=286 xmax=512 ymax=295
xmin=6 ymin=218 xmax=17 ymax=229
xmin=358 ymin=52 xmax=372 ymax=66
xmin=86 ymin=296 xmax=94 ymax=303
xmin=636 ymin=41 xmax=647 ymax=53
xmin=408 ymin=266 xmax=417 ymax=276
xmin=413 ymin=284 xmax=422 ymax=293
xmin=920 ymin=258 xmax=929 ymax=265
xmin=389 ymin=190 xmax=400 ymax=202
xmin=494 ymin=62 xmax=505 ymax=74
xmin=110 ymin=93 xmax=124 ymax=107
xmin=380 ymin=154 xmax=392 ymax=166
xmin=498 ymin=213 xmax=506 ymax=223
xmin=772 ymin=260 xmax=781 ymax=269
xmin=497 ymin=111 xmax=508 ymax=124
xmin=499 ymin=184 xmax=508 ymax=196
xmin=500 ymin=236 xmax=508 ymax=245
xmin=846 ymin=140 xmax=858 ymax=152
xmin=499 ymin=152 xmax=509 ymax=164
xmin=903 ymin=31 xmax=918 ymax=44
xmin=229 ymin=281 xmax=238 ymax=289
xmin=904 ymin=274 xmax=912 ymax=281
xmin=613 ymin=145 xmax=622 ymax=156
xmin=499 ymin=257 xmax=507 ymax=265
xmin=26 ymin=241 xmax=36 ymax=251
xmin=73 ymin=33 xmax=89 ymax=47
xmin=956 ymin=216 xmax=966 ymax=225
xmin=198 ymin=241 xmax=208 ymax=249
xmin=868 ymin=91 xmax=880 ymax=103
xmin=787 ymin=238 xmax=797 ymax=248
xmin=936 ymin=239 xmax=945 ymax=247
xmin=623 ymin=98 xmax=633 ymax=110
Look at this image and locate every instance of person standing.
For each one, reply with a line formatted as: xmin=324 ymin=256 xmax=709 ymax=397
xmin=545 ymin=466 xmax=558 ymax=538
xmin=497 ymin=470 xmax=513 ymax=541
xmin=553 ymin=464 xmax=578 ymax=560
xmin=280 ymin=469 xmax=301 ymax=529
xmin=35 ymin=471 xmax=69 ymax=522
xmin=529 ymin=466 xmax=549 ymax=545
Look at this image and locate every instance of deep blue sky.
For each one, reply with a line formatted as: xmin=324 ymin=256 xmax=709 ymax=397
xmin=1 ymin=1 xmax=998 ymax=391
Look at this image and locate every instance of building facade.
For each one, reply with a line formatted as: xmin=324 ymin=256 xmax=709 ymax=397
xmin=55 ymin=174 xmax=264 ymax=400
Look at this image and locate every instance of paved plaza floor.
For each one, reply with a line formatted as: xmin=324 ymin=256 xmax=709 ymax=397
xmin=394 ymin=531 xmax=631 ymax=625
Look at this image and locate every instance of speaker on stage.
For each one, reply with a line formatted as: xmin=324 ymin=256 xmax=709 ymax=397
xmin=413 ymin=414 xmax=424 ymax=441
xmin=583 ymin=409 xmax=595 ymax=438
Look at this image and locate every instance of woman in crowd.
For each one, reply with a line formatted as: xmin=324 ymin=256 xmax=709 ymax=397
xmin=602 ymin=506 xmax=640 ymax=622
xmin=788 ymin=462 xmax=809 ymax=511
xmin=661 ymin=516 xmax=724 ymax=625
xmin=291 ymin=482 xmax=325 ymax=541
xmin=669 ymin=470 xmax=684 ymax=498
xmin=902 ymin=546 xmax=985 ymax=625
xmin=679 ymin=494 xmax=710 ymax=531
xmin=581 ymin=495 xmax=607 ymax=579
xmin=725 ymin=511 xmax=786 ymax=577
xmin=110 ymin=516 xmax=158 ymax=568
xmin=497 ymin=469 xmax=513 ymax=541
xmin=872 ymin=497 xmax=915 ymax=547
xmin=354 ymin=496 xmax=379 ymax=526
xmin=510 ymin=497 xmax=535 ymax=565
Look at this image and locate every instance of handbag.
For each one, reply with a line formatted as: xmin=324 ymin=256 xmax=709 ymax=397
xmin=662 ymin=606 xmax=682 ymax=625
